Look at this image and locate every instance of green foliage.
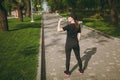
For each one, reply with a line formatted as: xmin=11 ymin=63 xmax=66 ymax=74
xmin=4 ymin=0 xmax=12 ymax=11
xmin=46 ymin=0 xmax=120 ymax=13
xmin=0 ymin=15 xmax=41 ymax=80
xmin=47 ymin=0 xmax=69 ymax=12
xmin=46 ymin=0 xmax=106 ymax=12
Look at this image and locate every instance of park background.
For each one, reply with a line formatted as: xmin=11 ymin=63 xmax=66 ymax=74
xmin=0 ymin=0 xmax=120 ymax=80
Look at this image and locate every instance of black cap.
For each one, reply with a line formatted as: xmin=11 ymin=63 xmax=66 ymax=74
xmin=68 ymin=14 xmax=77 ymax=20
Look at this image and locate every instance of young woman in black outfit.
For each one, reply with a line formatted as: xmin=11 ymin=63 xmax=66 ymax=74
xmin=57 ymin=15 xmax=83 ymax=77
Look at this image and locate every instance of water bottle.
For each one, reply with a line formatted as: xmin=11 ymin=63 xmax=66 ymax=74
xmin=62 ymin=18 xmax=67 ymax=22
xmin=59 ymin=18 xmax=67 ymax=22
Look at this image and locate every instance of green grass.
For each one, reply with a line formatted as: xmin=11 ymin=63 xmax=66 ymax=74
xmin=83 ymin=18 xmax=120 ymax=38
xmin=0 ymin=15 xmax=41 ymax=80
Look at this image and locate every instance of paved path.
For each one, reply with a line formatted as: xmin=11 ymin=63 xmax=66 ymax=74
xmin=42 ymin=13 xmax=120 ymax=80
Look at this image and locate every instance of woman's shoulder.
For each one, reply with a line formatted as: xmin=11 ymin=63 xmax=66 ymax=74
xmin=69 ymin=23 xmax=75 ymax=26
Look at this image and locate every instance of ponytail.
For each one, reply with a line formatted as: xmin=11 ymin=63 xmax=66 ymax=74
xmin=74 ymin=20 xmax=79 ymax=31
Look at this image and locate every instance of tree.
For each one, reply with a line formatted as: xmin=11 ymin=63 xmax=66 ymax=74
xmin=4 ymin=0 xmax=12 ymax=16
xmin=100 ymin=0 xmax=105 ymax=14
xmin=66 ymin=0 xmax=77 ymax=15
xmin=47 ymin=0 xmax=68 ymax=12
xmin=0 ymin=0 xmax=9 ymax=31
xmin=25 ymin=0 xmax=31 ymax=17
xmin=108 ymin=0 xmax=118 ymax=26
xmin=10 ymin=0 xmax=24 ymax=22
xmin=25 ymin=0 xmax=42 ymax=17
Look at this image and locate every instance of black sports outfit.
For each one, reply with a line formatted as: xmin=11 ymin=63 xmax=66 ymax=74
xmin=63 ymin=24 xmax=83 ymax=74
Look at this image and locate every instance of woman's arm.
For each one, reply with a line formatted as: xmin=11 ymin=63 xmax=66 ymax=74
xmin=77 ymin=33 xmax=81 ymax=41
xmin=57 ymin=18 xmax=64 ymax=32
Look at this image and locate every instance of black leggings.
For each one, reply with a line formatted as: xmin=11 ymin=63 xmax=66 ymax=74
xmin=65 ymin=44 xmax=82 ymax=73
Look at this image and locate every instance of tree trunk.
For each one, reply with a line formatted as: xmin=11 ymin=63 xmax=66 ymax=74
xmin=25 ymin=0 xmax=31 ymax=17
xmin=11 ymin=0 xmax=24 ymax=22
xmin=100 ymin=0 xmax=105 ymax=16
xmin=108 ymin=0 xmax=118 ymax=27
xmin=8 ymin=9 xmax=12 ymax=16
xmin=18 ymin=6 xmax=23 ymax=22
xmin=0 ymin=1 xmax=9 ymax=31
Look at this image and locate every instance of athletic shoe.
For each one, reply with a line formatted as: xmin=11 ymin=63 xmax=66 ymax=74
xmin=78 ymin=70 xmax=84 ymax=75
xmin=64 ymin=71 xmax=70 ymax=77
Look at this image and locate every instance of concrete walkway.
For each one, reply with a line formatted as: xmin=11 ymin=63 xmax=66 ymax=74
xmin=41 ymin=13 xmax=120 ymax=80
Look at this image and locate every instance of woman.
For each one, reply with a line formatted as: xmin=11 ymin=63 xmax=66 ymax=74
xmin=57 ymin=14 xmax=83 ymax=77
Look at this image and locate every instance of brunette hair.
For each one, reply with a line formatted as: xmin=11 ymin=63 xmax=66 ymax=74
xmin=74 ymin=20 xmax=79 ymax=31
xmin=68 ymin=14 xmax=79 ymax=31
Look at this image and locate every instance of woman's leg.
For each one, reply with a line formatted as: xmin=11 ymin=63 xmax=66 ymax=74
xmin=73 ymin=45 xmax=83 ymax=72
xmin=65 ymin=45 xmax=72 ymax=74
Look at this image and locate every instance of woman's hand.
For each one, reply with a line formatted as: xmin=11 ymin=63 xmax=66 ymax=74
xmin=57 ymin=18 xmax=64 ymax=32
xmin=59 ymin=18 xmax=64 ymax=22
xmin=59 ymin=18 xmax=67 ymax=22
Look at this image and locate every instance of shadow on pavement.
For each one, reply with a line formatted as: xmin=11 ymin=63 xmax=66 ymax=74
xmin=44 ymin=21 xmax=58 ymax=26
xmin=43 ymin=15 xmax=59 ymax=20
xmin=82 ymin=47 xmax=97 ymax=71
xmin=70 ymin=47 xmax=97 ymax=74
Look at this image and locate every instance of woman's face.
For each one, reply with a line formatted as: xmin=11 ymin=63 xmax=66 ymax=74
xmin=68 ymin=17 xmax=74 ymax=23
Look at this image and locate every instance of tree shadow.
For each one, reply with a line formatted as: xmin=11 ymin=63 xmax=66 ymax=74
xmin=43 ymin=15 xmax=59 ymax=20
xmin=9 ymin=22 xmax=41 ymax=31
xmin=20 ymin=46 xmax=38 ymax=56
xmin=70 ymin=47 xmax=97 ymax=73
xmin=44 ymin=21 xmax=58 ymax=25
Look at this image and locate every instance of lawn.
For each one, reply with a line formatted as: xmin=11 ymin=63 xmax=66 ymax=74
xmin=0 ymin=15 xmax=41 ymax=80
xmin=83 ymin=18 xmax=120 ymax=38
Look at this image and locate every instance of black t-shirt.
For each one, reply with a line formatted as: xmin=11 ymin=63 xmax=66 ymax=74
xmin=62 ymin=24 xmax=81 ymax=46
